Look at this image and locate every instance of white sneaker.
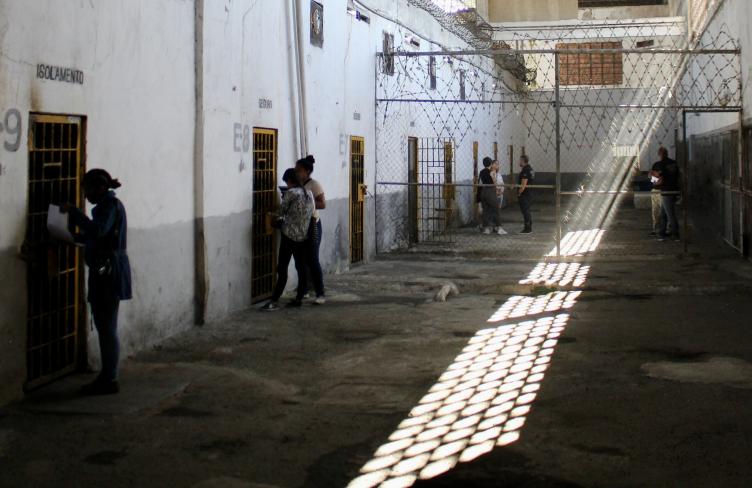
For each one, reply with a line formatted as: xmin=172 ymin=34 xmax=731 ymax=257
xmin=496 ymin=227 xmax=508 ymax=235
xmin=482 ymin=228 xmax=491 ymax=235
xmin=314 ymin=296 xmax=326 ymax=305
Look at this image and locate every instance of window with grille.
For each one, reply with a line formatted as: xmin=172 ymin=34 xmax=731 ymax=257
xmin=383 ymin=32 xmax=394 ymax=76
xmin=429 ymin=56 xmax=437 ymax=90
xmin=557 ymin=41 xmax=623 ymax=86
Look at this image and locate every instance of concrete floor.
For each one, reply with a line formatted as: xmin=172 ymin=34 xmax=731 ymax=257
xmin=1 ymin=206 xmax=752 ymax=488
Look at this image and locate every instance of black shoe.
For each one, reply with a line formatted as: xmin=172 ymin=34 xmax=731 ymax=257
xmin=519 ymin=228 xmax=532 ymax=234
xmin=657 ymin=235 xmax=667 ymax=242
xmin=260 ymin=301 xmax=279 ymax=312
xmin=286 ymin=299 xmax=303 ymax=308
xmin=649 ymin=231 xmax=657 ymax=237
xmin=81 ymin=379 xmax=119 ymax=396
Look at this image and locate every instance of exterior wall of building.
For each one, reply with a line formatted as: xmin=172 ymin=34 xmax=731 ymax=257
xmin=684 ymin=0 xmax=751 ymax=138
xmin=488 ymin=0 xmax=579 ymax=23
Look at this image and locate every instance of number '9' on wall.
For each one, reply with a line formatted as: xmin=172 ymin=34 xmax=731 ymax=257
xmin=1 ymin=109 xmax=22 ymax=152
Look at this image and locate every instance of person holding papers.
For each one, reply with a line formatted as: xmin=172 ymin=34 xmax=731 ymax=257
xmin=62 ymin=169 xmax=131 ymax=395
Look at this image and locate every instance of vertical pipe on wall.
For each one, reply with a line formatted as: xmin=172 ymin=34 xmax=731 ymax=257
xmin=374 ymin=54 xmax=380 ymax=254
xmin=194 ymin=0 xmax=208 ymax=325
xmin=554 ymin=51 xmax=562 ymax=259
xmin=286 ymin=0 xmax=302 ymax=157
xmin=737 ymin=108 xmax=745 ymax=256
xmin=292 ymin=0 xmax=309 ymax=156
xmin=682 ymin=109 xmax=689 ymax=254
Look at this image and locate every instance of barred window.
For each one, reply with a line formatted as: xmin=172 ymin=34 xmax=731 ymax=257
xmin=429 ymin=56 xmax=437 ymax=90
xmin=557 ymin=41 xmax=623 ymax=86
xmin=383 ymin=32 xmax=394 ymax=76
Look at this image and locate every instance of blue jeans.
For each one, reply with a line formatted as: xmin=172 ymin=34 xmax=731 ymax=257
xmin=659 ymin=194 xmax=679 ymax=237
xmin=305 ymin=219 xmax=325 ymax=297
xmin=90 ymin=292 xmax=120 ymax=382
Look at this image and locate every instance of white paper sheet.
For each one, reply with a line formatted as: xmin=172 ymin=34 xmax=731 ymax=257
xmin=47 ymin=204 xmax=75 ymax=243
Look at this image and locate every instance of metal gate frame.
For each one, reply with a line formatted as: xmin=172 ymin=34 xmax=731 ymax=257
xmin=350 ymin=136 xmax=366 ymax=264
xmin=374 ymin=40 xmax=743 ymax=258
xmin=251 ymin=128 xmax=278 ymax=302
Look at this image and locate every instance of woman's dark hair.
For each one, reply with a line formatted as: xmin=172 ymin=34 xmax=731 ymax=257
xmin=295 ymin=155 xmax=315 ymax=174
xmin=83 ymin=168 xmax=121 ymax=189
xmin=282 ymin=168 xmax=299 ymax=186
xmin=482 ymin=157 xmax=493 ymax=168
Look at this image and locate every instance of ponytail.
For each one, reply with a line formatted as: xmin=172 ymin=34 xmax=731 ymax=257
xmin=83 ymin=168 xmax=121 ymax=189
xmin=295 ymin=154 xmax=315 ymax=174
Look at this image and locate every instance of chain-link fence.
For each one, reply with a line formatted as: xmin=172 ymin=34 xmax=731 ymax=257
xmin=374 ymin=19 xmax=742 ymax=259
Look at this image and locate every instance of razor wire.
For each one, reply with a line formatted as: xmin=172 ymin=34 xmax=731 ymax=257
xmin=374 ymin=19 xmax=742 ymax=257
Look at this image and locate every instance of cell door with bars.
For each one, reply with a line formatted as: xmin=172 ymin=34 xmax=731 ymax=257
xmin=251 ymin=128 xmax=278 ymax=302
xmin=26 ymin=114 xmax=85 ymax=389
xmin=416 ymin=137 xmax=455 ymax=243
xmin=408 ymin=137 xmax=419 ymax=244
xmin=350 ymin=137 xmax=365 ymax=264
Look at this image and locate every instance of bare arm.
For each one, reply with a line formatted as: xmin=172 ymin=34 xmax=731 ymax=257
xmin=315 ymin=193 xmax=326 ymax=210
xmin=519 ymin=178 xmax=528 ymax=194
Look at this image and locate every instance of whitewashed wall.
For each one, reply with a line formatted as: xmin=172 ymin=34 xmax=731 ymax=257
xmin=0 ymin=0 xmax=196 ymax=403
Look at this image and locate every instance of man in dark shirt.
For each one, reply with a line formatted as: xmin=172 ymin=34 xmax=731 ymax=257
xmin=517 ymin=155 xmax=535 ymax=234
xmin=653 ymin=148 xmax=681 ymax=241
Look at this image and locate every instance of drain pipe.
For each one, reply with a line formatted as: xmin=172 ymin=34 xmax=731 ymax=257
xmin=286 ymin=1 xmax=301 ymax=156
xmin=291 ymin=0 xmax=309 ymax=156
xmin=193 ymin=0 xmax=208 ymax=325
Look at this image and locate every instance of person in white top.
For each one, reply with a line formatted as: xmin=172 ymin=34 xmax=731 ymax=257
xmin=295 ymin=155 xmax=326 ymax=304
xmin=490 ymin=159 xmax=508 ymax=235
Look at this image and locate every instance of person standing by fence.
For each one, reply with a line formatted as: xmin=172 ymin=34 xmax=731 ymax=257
xmin=517 ymin=155 xmax=535 ymax=234
xmin=491 ymin=159 xmax=508 ymax=235
xmin=655 ymin=148 xmax=681 ymax=241
xmin=649 ymin=147 xmax=669 ymax=237
xmin=479 ymin=157 xmax=503 ymax=234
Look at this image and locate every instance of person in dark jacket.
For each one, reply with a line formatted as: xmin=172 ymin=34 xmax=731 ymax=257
xmin=655 ymin=149 xmax=681 ymax=241
xmin=517 ymin=155 xmax=535 ymax=234
xmin=63 ymin=169 xmax=132 ymax=395
xmin=261 ymin=169 xmax=315 ymax=311
xmin=478 ymin=157 xmax=502 ymax=234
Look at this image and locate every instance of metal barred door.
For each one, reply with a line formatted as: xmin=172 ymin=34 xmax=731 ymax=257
xmin=26 ymin=114 xmax=85 ymax=389
xmin=350 ymin=136 xmax=365 ymax=263
xmin=416 ymin=137 xmax=455 ymax=243
xmin=251 ymin=128 xmax=278 ymax=302
xmin=408 ymin=137 xmax=419 ymax=244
